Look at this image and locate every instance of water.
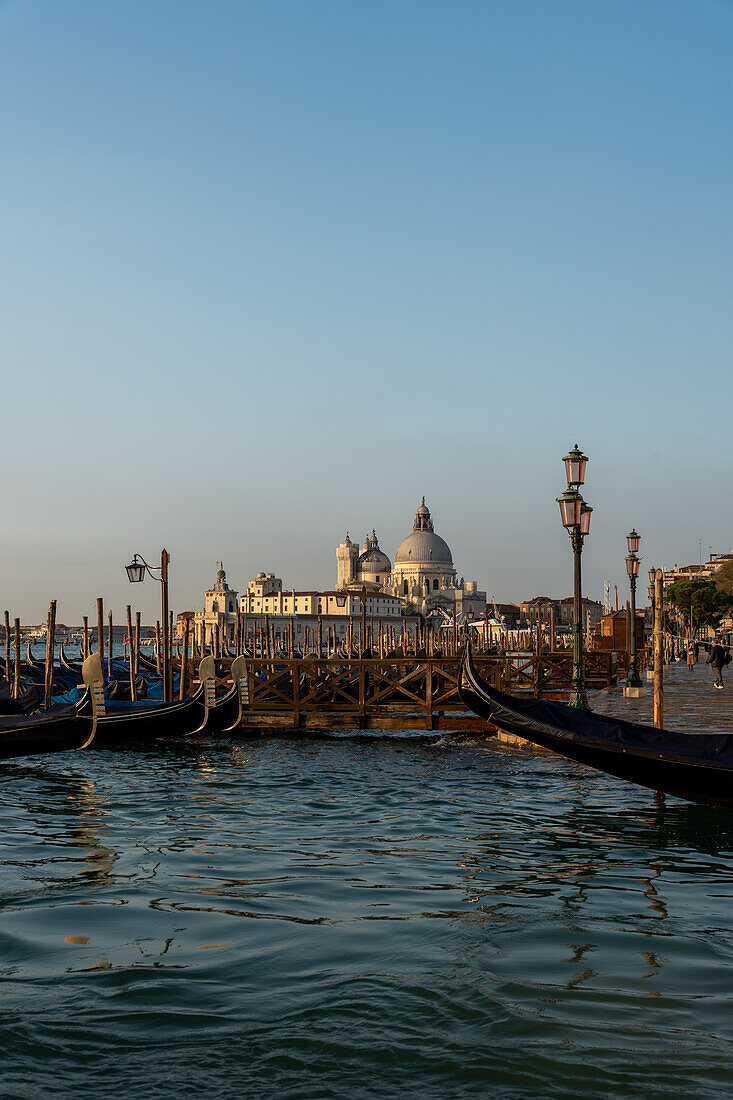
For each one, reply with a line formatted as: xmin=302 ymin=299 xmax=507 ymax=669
xmin=1 ymin=731 xmax=733 ymax=1098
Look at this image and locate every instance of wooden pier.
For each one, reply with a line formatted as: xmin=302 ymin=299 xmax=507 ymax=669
xmin=173 ymin=649 xmax=636 ymax=732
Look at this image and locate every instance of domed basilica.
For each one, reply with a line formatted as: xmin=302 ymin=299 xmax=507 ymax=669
xmin=336 ymin=499 xmax=486 ymax=619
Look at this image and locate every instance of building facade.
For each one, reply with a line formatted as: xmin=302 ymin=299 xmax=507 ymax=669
xmin=336 ymin=499 xmax=486 ymax=619
xmin=520 ymin=594 xmax=603 ymax=629
xmin=194 ymin=564 xmax=239 ymax=648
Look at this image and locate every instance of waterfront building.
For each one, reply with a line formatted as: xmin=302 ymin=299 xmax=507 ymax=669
xmin=520 ymin=594 xmax=603 ymax=629
xmin=336 ymin=499 xmax=486 ymax=619
xmin=336 ymin=531 xmax=392 ymax=590
xmin=594 ymin=610 xmax=645 ymax=651
xmin=239 ymin=574 xmax=401 ymax=620
xmin=236 ymin=573 xmax=406 ymax=648
xmin=194 ymin=564 xmax=239 ymax=648
xmin=174 ymin=612 xmax=195 ymax=641
xmin=195 ymin=499 xmax=484 ymax=649
xmin=663 ymin=551 xmax=733 ymax=589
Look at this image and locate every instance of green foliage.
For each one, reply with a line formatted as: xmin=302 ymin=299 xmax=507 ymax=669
xmin=666 ymin=578 xmax=733 ymax=637
xmin=714 ymin=559 xmax=733 ymax=598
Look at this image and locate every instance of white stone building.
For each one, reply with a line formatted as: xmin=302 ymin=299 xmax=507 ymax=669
xmin=234 ymin=572 xmax=406 ymax=650
xmin=194 ymin=564 xmax=239 ymax=648
xmin=336 ymin=499 xmax=486 ymax=619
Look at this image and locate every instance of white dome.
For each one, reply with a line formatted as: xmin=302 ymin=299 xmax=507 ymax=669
xmin=395 ymin=530 xmax=452 ymax=564
xmin=394 ymin=500 xmax=453 ymax=565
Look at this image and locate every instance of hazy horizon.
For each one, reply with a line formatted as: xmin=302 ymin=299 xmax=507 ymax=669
xmin=2 ymin=0 xmax=731 ymax=622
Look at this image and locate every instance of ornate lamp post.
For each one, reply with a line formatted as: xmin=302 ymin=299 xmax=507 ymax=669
xmin=647 ymin=567 xmax=656 ymax=677
xmin=125 ymin=549 xmax=171 ymax=702
xmin=624 ymin=530 xmax=643 ymax=695
xmin=557 ymin=445 xmax=591 ymax=710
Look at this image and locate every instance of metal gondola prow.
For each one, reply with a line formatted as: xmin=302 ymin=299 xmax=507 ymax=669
xmin=223 ymin=655 xmax=248 ymax=732
xmin=82 ymin=651 xmax=106 ymax=714
xmin=193 ymin=656 xmax=216 ymax=733
xmin=77 ymin=651 xmax=105 ymax=748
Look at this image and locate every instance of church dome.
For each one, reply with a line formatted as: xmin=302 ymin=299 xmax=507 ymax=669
xmin=395 ymin=500 xmax=453 ymax=565
xmin=357 ymin=547 xmax=392 ymax=572
xmin=356 ymin=530 xmax=391 ymax=574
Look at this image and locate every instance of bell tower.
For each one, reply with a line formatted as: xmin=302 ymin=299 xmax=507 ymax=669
xmin=336 ymin=533 xmax=358 ymax=590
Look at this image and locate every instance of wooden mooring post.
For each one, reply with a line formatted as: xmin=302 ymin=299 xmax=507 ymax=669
xmin=13 ymin=618 xmax=20 ymax=699
xmin=44 ymin=600 xmax=56 ymax=709
xmin=83 ymin=616 xmax=89 ymax=658
xmin=107 ymin=610 xmax=114 ymax=679
xmin=126 ymin=605 xmax=136 ymax=701
xmin=3 ymin=611 xmax=9 ymax=683
xmin=654 ymin=569 xmax=664 ymax=728
xmin=97 ymin=598 xmax=104 ymax=669
xmin=180 ymin=615 xmax=190 ymax=700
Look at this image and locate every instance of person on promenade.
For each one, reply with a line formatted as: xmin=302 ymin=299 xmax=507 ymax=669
xmin=687 ymin=643 xmax=695 ymax=671
xmin=707 ymin=638 xmax=727 ymax=689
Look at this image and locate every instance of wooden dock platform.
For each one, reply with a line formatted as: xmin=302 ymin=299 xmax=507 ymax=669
xmin=174 ymin=650 xmax=634 ymax=732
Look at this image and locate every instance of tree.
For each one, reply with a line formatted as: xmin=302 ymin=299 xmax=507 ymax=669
xmin=714 ymin=559 xmax=733 ymax=598
xmin=666 ymin=578 xmax=733 ymax=640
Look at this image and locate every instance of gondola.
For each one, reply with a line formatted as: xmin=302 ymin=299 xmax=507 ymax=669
xmin=0 ymin=653 xmax=103 ymax=759
xmin=0 ymin=680 xmax=42 ymax=715
xmin=136 ymin=649 xmax=160 ymax=675
xmin=90 ymin=656 xmax=215 ymax=743
xmin=459 ymin=640 xmax=733 ymax=806
xmin=59 ymin=642 xmax=81 ymax=672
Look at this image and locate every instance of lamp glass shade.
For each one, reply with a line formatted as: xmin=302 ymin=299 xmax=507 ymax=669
xmin=626 ymin=528 xmax=641 ymax=553
xmin=557 ymin=489 xmax=582 ymax=528
xmin=563 ymin=444 xmax=588 ymax=487
xmin=125 ymin=557 xmax=146 ymax=583
xmin=626 ymin=554 xmax=640 ymax=578
xmin=580 ymin=502 xmax=593 ymax=537
xmin=648 ymin=567 xmax=656 ymax=585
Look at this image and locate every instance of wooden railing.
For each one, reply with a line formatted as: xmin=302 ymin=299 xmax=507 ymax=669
xmin=173 ymin=649 xmax=640 ymax=730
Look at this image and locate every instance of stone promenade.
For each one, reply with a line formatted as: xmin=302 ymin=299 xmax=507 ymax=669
xmin=592 ymin=657 xmax=733 ymax=735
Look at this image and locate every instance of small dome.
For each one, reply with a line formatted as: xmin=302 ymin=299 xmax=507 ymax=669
xmin=356 ymin=529 xmax=391 ymax=574
xmin=257 ymin=571 xmax=265 ymax=579
xmin=357 ymin=547 xmax=392 ymax=573
xmin=217 ymin=566 xmax=226 ymax=581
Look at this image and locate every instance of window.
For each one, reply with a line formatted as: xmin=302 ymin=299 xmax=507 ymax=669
xmin=403 ymin=580 xmax=408 ymax=595
xmin=433 ymin=579 xmax=439 ymax=590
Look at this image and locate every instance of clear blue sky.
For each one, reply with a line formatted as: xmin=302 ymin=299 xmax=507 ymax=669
xmin=1 ymin=0 xmax=731 ymax=622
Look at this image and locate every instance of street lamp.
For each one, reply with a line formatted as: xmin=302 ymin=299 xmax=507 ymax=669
xmin=563 ymin=444 xmax=588 ymax=488
xmin=647 ymin=568 xmax=656 ymax=676
xmin=624 ymin=531 xmax=643 ymax=694
xmin=125 ymin=549 xmax=171 ymax=702
xmin=557 ymin=449 xmax=592 ymax=710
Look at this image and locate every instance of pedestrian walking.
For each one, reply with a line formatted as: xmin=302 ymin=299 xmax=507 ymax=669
xmin=707 ymin=638 xmax=728 ymax=689
xmin=687 ymin=643 xmax=695 ymax=671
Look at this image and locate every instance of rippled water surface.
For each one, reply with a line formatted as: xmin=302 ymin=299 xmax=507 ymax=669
xmin=2 ymin=732 xmax=733 ymax=1098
